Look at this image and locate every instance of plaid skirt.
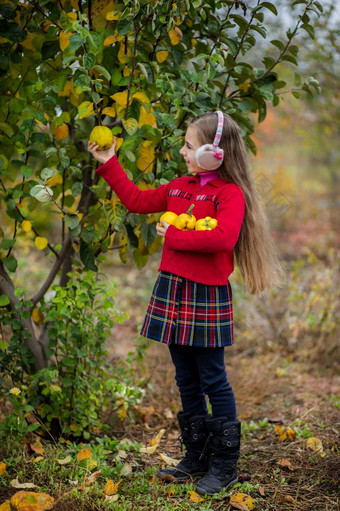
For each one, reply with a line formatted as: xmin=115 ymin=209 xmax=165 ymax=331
xmin=140 ymin=272 xmax=234 ymax=348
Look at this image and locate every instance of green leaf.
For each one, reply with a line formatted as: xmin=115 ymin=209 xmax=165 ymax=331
xmin=0 ymin=20 xmax=26 ymax=42
xmin=117 ymin=18 xmax=132 ymax=35
xmin=81 ymin=225 xmax=95 ymax=243
xmin=122 ymin=118 xmax=138 ymax=136
xmin=40 ymin=168 xmax=58 ymax=180
xmin=42 ymin=40 xmax=60 ymax=60
xmin=80 ymin=241 xmax=98 ymax=271
xmin=65 ymin=214 xmax=80 ymax=230
xmin=0 ymin=294 xmax=10 ymax=306
xmin=3 ymin=255 xmax=17 ymax=272
xmin=1 ymin=239 xmax=16 ymax=250
xmin=0 ymin=4 xmax=14 ymax=18
xmin=91 ymin=64 xmax=111 ymax=81
xmin=20 ymin=165 xmax=34 ymax=178
xmin=270 ymin=39 xmax=285 ymax=51
xmin=260 ymin=2 xmax=278 ymax=15
xmin=84 ymin=52 xmax=96 ymax=70
xmin=69 ymin=34 xmax=83 ymax=52
xmin=300 ymin=23 xmax=314 ymax=39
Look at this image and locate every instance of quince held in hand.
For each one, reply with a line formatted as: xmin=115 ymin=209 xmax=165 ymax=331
xmin=159 ymin=211 xmax=178 ymax=226
xmin=89 ymin=126 xmax=114 ymax=150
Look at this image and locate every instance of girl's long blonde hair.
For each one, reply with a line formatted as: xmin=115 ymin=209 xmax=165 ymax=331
xmin=190 ymin=112 xmax=285 ymax=294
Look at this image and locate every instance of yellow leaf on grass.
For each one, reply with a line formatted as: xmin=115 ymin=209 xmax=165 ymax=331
xmin=156 ymin=50 xmax=169 ymax=63
xmin=287 ymin=428 xmax=297 ymax=441
xmin=230 ymin=492 xmax=255 ymax=510
xmin=55 ymin=123 xmax=69 ymax=140
xmin=139 ymin=106 xmax=156 ymax=128
xmin=31 ymin=440 xmax=44 ymax=455
xmin=158 ymin=453 xmax=179 ymax=467
xmin=102 ymin=106 xmax=116 ymax=117
xmin=149 ymin=428 xmax=166 ymax=446
xmin=22 ymin=220 xmax=32 ymax=232
xmin=33 ymin=457 xmax=44 ymax=463
xmin=56 ymin=455 xmax=72 ymax=465
xmin=80 ymin=470 xmax=101 ymax=489
xmin=10 ymin=478 xmax=39 ymax=489
xmin=0 ymin=462 xmax=6 ymax=475
xmin=77 ymin=447 xmax=92 ymax=461
xmin=306 ymin=437 xmax=325 ymax=457
xmin=188 ymin=490 xmax=204 ymax=502
xmin=10 ymin=490 xmax=54 ymax=511
xmin=35 ymin=237 xmax=48 ymax=250
xmin=169 ymin=27 xmax=183 ymax=45
xmin=137 ymin=141 xmax=155 ymax=172
xmin=0 ymin=500 xmax=10 ymax=511
xmin=103 ymin=479 xmax=121 ymax=495
xmin=59 ymin=31 xmax=71 ymax=51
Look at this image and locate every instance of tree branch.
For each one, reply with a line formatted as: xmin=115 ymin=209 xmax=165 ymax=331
xmin=31 ymin=234 xmax=72 ymax=306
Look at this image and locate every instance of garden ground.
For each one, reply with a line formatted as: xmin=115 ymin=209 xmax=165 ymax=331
xmin=0 ymin=253 xmax=339 ymax=511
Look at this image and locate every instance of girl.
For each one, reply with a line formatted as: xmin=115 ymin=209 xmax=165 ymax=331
xmin=88 ymin=112 xmax=284 ymax=496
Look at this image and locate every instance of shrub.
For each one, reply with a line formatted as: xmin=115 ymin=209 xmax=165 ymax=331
xmin=0 ymin=269 xmax=145 ymax=441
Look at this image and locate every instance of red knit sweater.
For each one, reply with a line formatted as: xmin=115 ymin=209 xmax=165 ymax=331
xmin=96 ymin=155 xmax=245 ymax=285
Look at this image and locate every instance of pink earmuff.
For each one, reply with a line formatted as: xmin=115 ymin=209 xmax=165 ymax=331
xmin=195 ymin=111 xmax=224 ymax=170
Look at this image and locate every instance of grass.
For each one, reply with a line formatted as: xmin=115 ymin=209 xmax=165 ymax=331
xmin=1 ymin=405 xmax=339 ymax=511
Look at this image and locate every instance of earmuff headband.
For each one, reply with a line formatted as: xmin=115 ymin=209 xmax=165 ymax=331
xmin=194 ymin=111 xmax=225 ymax=170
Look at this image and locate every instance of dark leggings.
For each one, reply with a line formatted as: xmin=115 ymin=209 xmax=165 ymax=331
xmin=169 ymin=343 xmax=236 ymax=420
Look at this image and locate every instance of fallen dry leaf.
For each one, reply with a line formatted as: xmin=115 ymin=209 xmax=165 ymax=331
xmin=33 ymin=457 xmax=44 ymax=463
xmin=104 ymin=495 xmax=119 ymax=503
xmin=115 ymin=449 xmax=127 ymax=461
xmin=120 ymin=462 xmax=133 ymax=477
xmin=31 ymin=440 xmax=44 ymax=455
xmin=277 ymin=458 xmax=295 ymax=471
xmin=103 ymin=479 xmax=121 ymax=496
xmin=140 ymin=429 xmax=166 ymax=454
xmin=80 ymin=470 xmax=102 ymax=489
xmin=281 ymin=495 xmax=296 ymax=504
xmin=10 ymin=478 xmax=39 ymax=490
xmin=77 ymin=447 xmax=92 ymax=461
xmin=140 ymin=444 xmax=158 ymax=454
xmin=0 ymin=462 xmax=6 ymax=475
xmin=306 ymin=437 xmax=325 ymax=457
xmin=10 ymin=490 xmax=54 ymax=511
xmin=259 ymin=486 xmax=266 ymax=497
xmin=0 ymin=501 xmax=11 ymax=511
xmin=287 ymin=428 xmax=297 ymax=441
xmin=188 ymin=490 xmax=204 ymax=502
xmin=167 ymin=487 xmax=175 ymax=497
xmin=56 ymin=455 xmax=72 ymax=465
xmin=230 ymin=492 xmax=255 ymax=510
xmin=149 ymin=428 xmax=166 ymax=446
xmin=159 ymin=453 xmax=179 ymax=467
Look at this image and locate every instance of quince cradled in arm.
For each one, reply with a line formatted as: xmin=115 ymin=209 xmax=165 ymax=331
xmin=174 ymin=204 xmax=196 ymax=231
xmin=89 ymin=126 xmax=114 ymax=150
xmin=195 ymin=216 xmax=218 ymax=231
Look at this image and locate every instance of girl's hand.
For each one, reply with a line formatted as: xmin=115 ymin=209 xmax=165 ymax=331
xmin=88 ymin=138 xmax=116 ymax=164
xmin=156 ymin=220 xmax=170 ymax=237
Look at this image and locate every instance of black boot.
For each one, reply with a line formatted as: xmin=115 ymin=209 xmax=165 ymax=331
xmin=158 ymin=412 xmax=210 ymax=482
xmin=195 ymin=417 xmax=241 ymax=495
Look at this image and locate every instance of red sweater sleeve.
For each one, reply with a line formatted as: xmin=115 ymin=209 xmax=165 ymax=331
xmin=96 ymin=155 xmax=169 ymax=214
xmin=165 ymin=186 xmax=245 ymax=253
